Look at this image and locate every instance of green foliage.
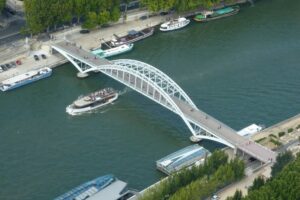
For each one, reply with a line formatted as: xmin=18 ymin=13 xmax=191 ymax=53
xmin=227 ymin=190 xmax=243 ymax=200
xmin=243 ymin=153 xmax=300 ymax=200
xmin=288 ymin=128 xmax=294 ymax=133
xmin=248 ymin=176 xmax=265 ymax=192
xmin=83 ymin=11 xmax=98 ymax=29
xmin=0 ymin=0 xmax=6 ymax=12
xmin=140 ymin=0 xmax=175 ymax=12
xmin=296 ymin=124 xmax=300 ymax=129
xmin=140 ymin=0 xmax=223 ymax=13
xmin=255 ymin=137 xmax=266 ymax=143
xmin=270 ymin=138 xmax=282 ymax=146
xmin=271 ymin=151 xmax=294 ymax=177
xmin=24 ymin=0 xmax=122 ymax=34
xmin=269 ymin=133 xmax=277 ymax=138
xmin=278 ymin=131 xmax=285 ymax=137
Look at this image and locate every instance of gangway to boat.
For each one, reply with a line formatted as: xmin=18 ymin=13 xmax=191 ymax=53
xmin=51 ymin=41 xmax=277 ymax=164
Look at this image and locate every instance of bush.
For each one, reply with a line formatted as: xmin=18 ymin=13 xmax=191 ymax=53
xmin=296 ymin=124 xmax=300 ymax=129
xmin=278 ymin=131 xmax=285 ymax=137
xmin=287 ymin=128 xmax=294 ymax=133
xmin=270 ymin=138 xmax=282 ymax=146
xmin=269 ymin=134 xmax=277 ymax=138
xmin=255 ymin=137 xmax=266 ymax=143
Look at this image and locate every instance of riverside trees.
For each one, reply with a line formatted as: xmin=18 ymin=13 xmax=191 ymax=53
xmin=140 ymin=0 xmax=227 ymax=12
xmin=23 ymin=0 xmax=121 ymax=34
xmin=139 ymin=150 xmax=245 ymax=200
xmin=227 ymin=152 xmax=300 ymax=200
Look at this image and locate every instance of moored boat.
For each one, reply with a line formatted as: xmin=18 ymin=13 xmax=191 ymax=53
xmin=54 ymin=174 xmax=137 ymax=200
xmin=66 ymin=88 xmax=118 ymax=115
xmin=0 ymin=67 xmax=52 ymax=92
xmin=159 ymin=17 xmax=190 ymax=32
xmin=92 ymin=43 xmax=134 ymax=58
xmin=194 ymin=6 xmax=240 ymax=22
xmin=105 ymin=27 xmax=154 ymax=48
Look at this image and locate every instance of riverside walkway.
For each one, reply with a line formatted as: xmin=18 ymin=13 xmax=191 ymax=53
xmin=52 ymin=42 xmax=277 ymax=163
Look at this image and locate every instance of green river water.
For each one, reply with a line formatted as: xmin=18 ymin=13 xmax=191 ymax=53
xmin=1 ymin=0 xmax=300 ymax=199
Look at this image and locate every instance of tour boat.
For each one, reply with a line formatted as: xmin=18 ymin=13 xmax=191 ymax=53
xmin=194 ymin=6 xmax=240 ymax=22
xmin=159 ymin=17 xmax=190 ymax=32
xmin=54 ymin=174 xmax=137 ymax=200
xmin=105 ymin=27 xmax=154 ymax=47
xmin=92 ymin=43 xmax=134 ymax=58
xmin=66 ymin=88 xmax=118 ymax=115
xmin=0 ymin=67 xmax=52 ymax=92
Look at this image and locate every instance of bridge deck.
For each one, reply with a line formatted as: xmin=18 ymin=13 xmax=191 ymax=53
xmin=52 ymin=42 xmax=111 ymax=67
xmin=172 ymin=98 xmax=277 ymax=163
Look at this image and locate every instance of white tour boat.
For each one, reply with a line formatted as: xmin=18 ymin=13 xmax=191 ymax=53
xmin=66 ymin=88 xmax=118 ymax=115
xmin=160 ymin=17 xmax=190 ymax=32
xmin=92 ymin=43 xmax=134 ymax=58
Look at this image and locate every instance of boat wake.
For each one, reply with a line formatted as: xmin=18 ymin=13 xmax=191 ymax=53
xmin=118 ymin=87 xmax=132 ymax=96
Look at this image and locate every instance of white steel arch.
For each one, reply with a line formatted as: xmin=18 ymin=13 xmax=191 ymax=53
xmin=85 ymin=59 xmax=233 ymax=147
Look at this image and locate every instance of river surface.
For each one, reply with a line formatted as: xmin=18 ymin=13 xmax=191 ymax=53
xmin=1 ymin=0 xmax=300 ymax=199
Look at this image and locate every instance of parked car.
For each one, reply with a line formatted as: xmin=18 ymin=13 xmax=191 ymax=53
xmin=41 ymin=54 xmax=47 ymax=59
xmin=80 ymin=29 xmax=90 ymax=34
xmin=34 ymin=55 xmax=39 ymax=61
xmin=5 ymin=63 xmax=11 ymax=69
xmin=139 ymin=15 xmax=148 ymax=20
xmin=10 ymin=62 xmax=16 ymax=68
xmin=1 ymin=64 xmax=7 ymax=71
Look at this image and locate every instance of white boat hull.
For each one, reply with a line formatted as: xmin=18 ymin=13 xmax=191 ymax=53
xmin=160 ymin=18 xmax=190 ymax=32
xmin=66 ymin=93 xmax=118 ymax=115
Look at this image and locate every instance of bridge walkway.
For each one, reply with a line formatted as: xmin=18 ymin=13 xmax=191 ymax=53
xmin=172 ymin=98 xmax=277 ymax=163
xmin=52 ymin=42 xmax=111 ymax=67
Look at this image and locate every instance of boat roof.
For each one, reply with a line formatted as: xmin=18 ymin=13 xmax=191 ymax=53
xmin=87 ymin=180 xmax=128 ymax=200
xmin=54 ymin=174 xmax=115 ymax=200
xmin=73 ymin=88 xmax=115 ymax=107
xmin=238 ymin=124 xmax=262 ymax=137
xmin=156 ymin=145 xmax=210 ymax=174
xmin=128 ymin=30 xmax=138 ymax=35
xmin=1 ymin=67 xmax=51 ymax=85
xmin=215 ymin=7 xmax=234 ymax=15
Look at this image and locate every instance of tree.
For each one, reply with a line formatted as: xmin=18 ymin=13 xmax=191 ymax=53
xmin=140 ymin=0 xmax=175 ymax=12
xmin=110 ymin=5 xmax=121 ymax=22
xmin=0 ymin=0 xmax=6 ymax=12
xmin=271 ymin=151 xmax=293 ymax=177
xmin=248 ymin=176 xmax=265 ymax=192
xmin=227 ymin=190 xmax=243 ymax=200
xmin=243 ymin=153 xmax=300 ymax=200
xmin=82 ymin=11 xmax=98 ymax=29
xmin=97 ymin=10 xmax=110 ymax=25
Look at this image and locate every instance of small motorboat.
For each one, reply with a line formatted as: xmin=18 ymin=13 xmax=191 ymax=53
xmin=160 ymin=17 xmax=190 ymax=32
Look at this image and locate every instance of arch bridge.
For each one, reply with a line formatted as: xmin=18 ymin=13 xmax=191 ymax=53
xmin=52 ymin=42 xmax=276 ymax=163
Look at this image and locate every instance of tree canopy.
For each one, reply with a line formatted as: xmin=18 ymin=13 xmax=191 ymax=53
xmin=23 ymin=0 xmax=121 ymax=33
xmin=140 ymin=0 xmax=224 ymax=12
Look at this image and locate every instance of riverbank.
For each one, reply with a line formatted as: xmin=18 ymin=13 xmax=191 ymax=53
xmin=252 ymin=114 xmax=300 ymax=152
xmin=0 ymin=0 xmax=251 ymax=83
